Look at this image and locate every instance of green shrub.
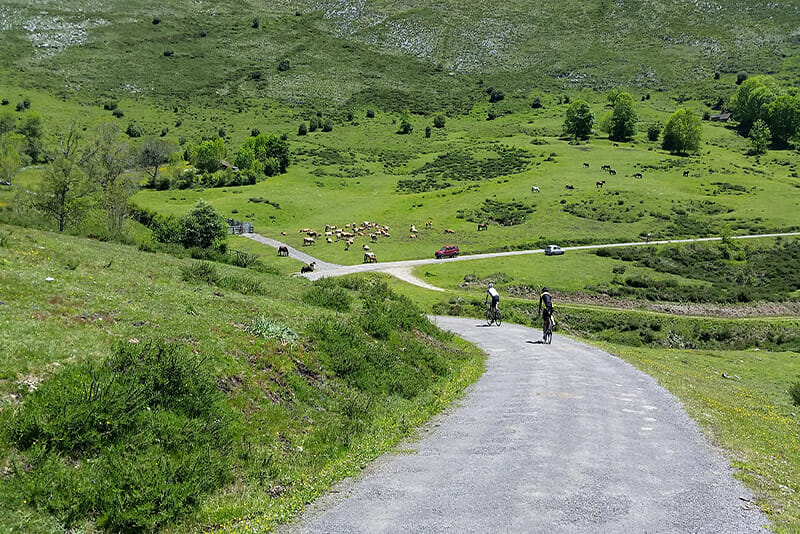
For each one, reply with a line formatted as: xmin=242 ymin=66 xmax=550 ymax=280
xmin=303 ymin=278 xmax=352 ymax=311
xmin=322 ymin=119 xmax=333 ymax=132
xmin=433 ymin=114 xmax=446 ymax=128
xmin=8 ymin=341 xmax=236 ymax=531
xmin=298 ymin=122 xmax=307 ymax=135
xmin=366 ymin=109 xmax=375 ymax=118
xmin=278 ymin=58 xmax=290 ymax=72
xmin=125 ymin=122 xmax=143 ymax=138
xmin=790 ymin=382 xmax=800 ymax=406
xmin=181 ymin=260 xmax=219 ymax=284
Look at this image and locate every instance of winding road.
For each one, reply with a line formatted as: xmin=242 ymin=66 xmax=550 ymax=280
xmin=245 ymin=231 xmax=800 ymax=290
xmin=278 ymin=317 xmax=767 ymax=533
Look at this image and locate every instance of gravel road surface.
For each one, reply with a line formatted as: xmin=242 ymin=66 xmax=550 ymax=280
xmin=278 ymin=316 xmax=767 ymax=534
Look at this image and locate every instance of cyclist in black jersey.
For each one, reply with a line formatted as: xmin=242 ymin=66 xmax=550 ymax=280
xmin=538 ymin=287 xmax=553 ymax=340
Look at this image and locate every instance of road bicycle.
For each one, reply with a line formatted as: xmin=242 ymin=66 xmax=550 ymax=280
xmin=485 ymin=304 xmax=502 ymax=326
xmin=542 ymin=311 xmax=554 ymax=344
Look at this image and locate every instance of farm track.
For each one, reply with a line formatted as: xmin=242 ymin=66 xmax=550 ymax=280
xmin=277 ymin=317 xmax=768 ymax=534
xmin=244 ymin=231 xmax=800 ymax=291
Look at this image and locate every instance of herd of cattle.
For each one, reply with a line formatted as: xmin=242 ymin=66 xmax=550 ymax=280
xmin=530 ymin=161 xmax=655 ymax=194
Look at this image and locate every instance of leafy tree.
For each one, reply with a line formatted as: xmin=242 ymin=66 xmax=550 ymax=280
xmin=139 ymin=137 xmax=175 ymax=187
xmin=563 ymin=100 xmax=594 ymax=140
xmin=190 ymin=138 xmax=226 ymax=173
xmin=766 ymin=94 xmax=800 ymax=147
xmin=0 ymin=110 xmax=15 ymax=135
xmin=647 ymin=123 xmax=662 ymax=142
xmin=298 ymin=122 xmax=307 ymax=135
xmin=530 ymin=97 xmax=543 ymax=109
xmin=17 ymin=111 xmax=44 ymax=163
xmin=234 ymin=133 xmax=289 ymax=176
xmin=606 ymin=87 xmax=624 ymax=106
xmin=33 ymin=156 xmax=93 ymax=232
xmin=662 ymin=108 xmax=702 ymax=155
xmin=0 ymin=133 xmax=25 ymax=183
xmin=425 ymin=126 xmax=431 ymax=138
xmin=748 ymin=119 xmax=770 ymax=155
xmin=730 ymin=76 xmax=777 ymax=134
xmin=308 ymin=117 xmax=319 ymax=132
xmin=322 ymin=119 xmax=333 ymax=132
xmin=180 ymin=200 xmax=227 ymax=249
xmin=609 ymin=92 xmax=637 ymax=141
xmin=488 ymin=89 xmax=504 ymax=103
xmin=736 ymin=71 xmax=748 ymax=85
xmin=398 ymin=110 xmax=413 ymax=134
xmin=598 ymin=111 xmax=613 ymax=136
xmin=433 ymin=115 xmax=446 ymax=128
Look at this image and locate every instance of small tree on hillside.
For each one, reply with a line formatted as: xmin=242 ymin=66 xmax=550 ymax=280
xmin=0 ymin=133 xmax=25 ymax=183
xmin=662 ymin=108 xmax=701 ymax=155
xmin=190 ymin=138 xmax=226 ymax=173
xmin=33 ymin=156 xmax=93 ymax=232
xmin=766 ymin=94 xmax=800 ymax=148
xmin=140 ymin=137 xmax=175 ymax=187
xmin=563 ymin=100 xmax=594 ymax=140
xmin=180 ymin=199 xmax=227 ymax=250
xmin=298 ymin=122 xmax=307 ymax=135
xmin=433 ymin=114 xmax=446 ymax=128
xmin=398 ymin=110 xmax=413 ymax=134
xmin=730 ymin=76 xmax=777 ymax=135
xmin=647 ymin=123 xmax=661 ymax=142
xmin=608 ymin=92 xmax=637 ymax=141
xmin=748 ymin=119 xmax=770 ymax=155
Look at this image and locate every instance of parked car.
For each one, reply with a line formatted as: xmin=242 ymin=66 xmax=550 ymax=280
xmin=435 ymin=245 xmax=460 ymax=259
xmin=544 ymin=244 xmax=564 ymax=256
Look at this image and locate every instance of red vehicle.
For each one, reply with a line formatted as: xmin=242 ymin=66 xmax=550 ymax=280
xmin=435 ymin=245 xmax=460 ymax=259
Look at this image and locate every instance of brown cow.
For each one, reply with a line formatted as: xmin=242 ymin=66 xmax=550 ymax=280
xmin=277 ymin=246 xmax=289 ymax=256
xmin=444 ymin=229 xmax=455 ymax=234
xmin=477 ymin=223 xmax=488 ymax=231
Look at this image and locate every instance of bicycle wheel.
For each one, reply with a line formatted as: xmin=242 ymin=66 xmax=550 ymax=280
xmin=495 ymin=309 xmax=502 ymax=326
xmin=485 ymin=308 xmax=494 ymax=325
xmin=544 ymin=328 xmax=552 ymax=344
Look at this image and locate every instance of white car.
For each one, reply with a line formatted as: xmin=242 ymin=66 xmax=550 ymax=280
xmin=544 ymin=244 xmax=564 ymax=256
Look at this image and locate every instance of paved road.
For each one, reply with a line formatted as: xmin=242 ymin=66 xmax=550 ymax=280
xmin=278 ymin=317 xmax=767 ymax=534
xmin=244 ymin=231 xmax=800 ymax=290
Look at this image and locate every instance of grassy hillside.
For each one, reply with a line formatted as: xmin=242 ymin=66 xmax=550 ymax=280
xmin=0 ymin=223 xmax=484 ymax=533
xmin=1 ymin=0 xmax=798 ymax=111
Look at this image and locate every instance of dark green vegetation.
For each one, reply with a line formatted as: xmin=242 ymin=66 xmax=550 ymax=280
xmin=0 ymin=225 xmax=483 ymax=533
xmin=592 ymin=239 xmax=800 ymax=303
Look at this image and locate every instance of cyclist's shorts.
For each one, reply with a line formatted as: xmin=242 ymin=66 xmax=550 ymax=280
xmin=492 ymin=295 xmax=499 ymax=305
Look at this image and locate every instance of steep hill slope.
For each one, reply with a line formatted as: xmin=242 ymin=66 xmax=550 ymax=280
xmin=0 ymin=0 xmax=797 ymax=110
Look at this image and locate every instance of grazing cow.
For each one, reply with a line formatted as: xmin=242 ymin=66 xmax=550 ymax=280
xmin=608 ymin=169 xmax=617 ymax=175
xmin=633 ymin=172 xmax=643 ymax=179
xmin=280 ymin=231 xmax=287 ymax=236
xmin=601 ymin=164 xmax=611 ymax=171
xmin=307 ymin=230 xmax=318 ymax=238
xmin=477 ymin=223 xmax=488 ymax=231
xmin=583 ymin=162 xmax=590 ymax=168
xmin=410 ymin=224 xmax=418 ymax=234
xmin=444 ymin=228 xmax=455 ymax=234
xmin=409 ymin=234 xmax=417 ymax=239
xmin=613 ymin=143 xmax=619 ymax=148
xmin=531 ymin=186 xmax=540 ymax=193
xmin=363 ymin=252 xmax=377 ymax=263
xmin=683 ymin=170 xmax=690 ymax=177
xmin=565 ymin=184 xmax=575 ymax=190
xmin=371 ymin=234 xmax=378 ymax=243
xmin=326 ymin=237 xmax=333 ymax=243
xmin=300 ymin=261 xmax=316 ymax=273
xmin=303 ymin=237 xmax=315 ymax=246
xmin=425 ymin=220 xmax=432 ymax=230
xmin=277 ymin=246 xmax=289 ymax=256
xmin=362 ymin=244 xmax=370 ymax=251
xmin=596 ymin=181 xmax=605 ymax=188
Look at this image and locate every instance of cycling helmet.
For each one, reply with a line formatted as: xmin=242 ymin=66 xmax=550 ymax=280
xmin=541 ymin=287 xmax=549 ymax=292
xmin=488 ymin=283 xmax=493 ymax=288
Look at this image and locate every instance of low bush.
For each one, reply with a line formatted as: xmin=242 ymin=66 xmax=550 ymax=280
xmin=245 ymin=317 xmax=299 ymax=345
xmin=303 ymin=278 xmax=352 ymax=312
xmin=790 ymin=382 xmax=800 ymax=406
xmin=8 ymin=340 xmax=237 ymax=531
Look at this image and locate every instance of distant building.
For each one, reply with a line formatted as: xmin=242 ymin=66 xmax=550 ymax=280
xmin=710 ymin=112 xmax=732 ymax=122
